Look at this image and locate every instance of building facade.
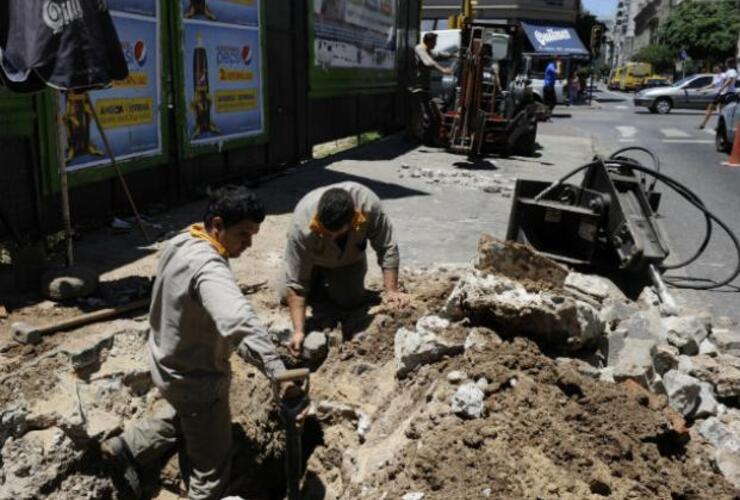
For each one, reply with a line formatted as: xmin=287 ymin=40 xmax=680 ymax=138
xmin=421 ymin=0 xmax=581 ymax=30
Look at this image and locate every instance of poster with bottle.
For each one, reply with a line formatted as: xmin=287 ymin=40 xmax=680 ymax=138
xmin=182 ymin=21 xmax=263 ymax=144
xmin=180 ymin=0 xmax=259 ymax=27
xmin=60 ymin=10 xmax=162 ymax=171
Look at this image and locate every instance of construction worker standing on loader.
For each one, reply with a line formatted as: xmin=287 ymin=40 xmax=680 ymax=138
xmin=408 ymin=32 xmax=454 ymax=142
xmin=101 ymin=186 xmax=299 ymax=500
xmin=282 ymin=182 xmax=409 ymax=356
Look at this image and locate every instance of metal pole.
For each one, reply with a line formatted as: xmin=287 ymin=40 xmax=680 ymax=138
xmin=85 ymin=93 xmax=151 ymax=243
xmin=57 ymin=92 xmax=75 ymax=266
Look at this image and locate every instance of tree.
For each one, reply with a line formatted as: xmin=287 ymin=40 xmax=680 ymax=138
xmin=575 ymin=9 xmax=601 ymax=55
xmin=658 ymin=0 xmax=740 ymax=63
xmin=632 ymin=44 xmax=674 ymax=73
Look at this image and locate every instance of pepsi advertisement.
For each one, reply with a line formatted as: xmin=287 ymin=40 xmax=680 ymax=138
xmin=180 ymin=0 xmax=259 ymax=27
xmin=182 ymin=21 xmax=263 ymax=144
xmin=60 ymin=12 xmax=162 ymax=171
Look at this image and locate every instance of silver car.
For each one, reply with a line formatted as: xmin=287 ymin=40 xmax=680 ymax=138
xmin=716 ymin=96 xmax=740 ymax=153
xmin=633 ymin=73 xmax=715 ymax=114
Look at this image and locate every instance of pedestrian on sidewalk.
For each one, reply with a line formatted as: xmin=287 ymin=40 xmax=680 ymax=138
xmin=282 ymin=182 xmax=410 ymax=356
xmin=698 ymin=64 xmax=726 ymax=129
xmin=568 ymin=71 xmax=580 ymax=106
xmin=101 ymin=186 xmax=302 ymax=500
xmin=407 ymin=32 xmax=454 ymax=142
xmin=543 ymin=58 xmax=560 ymax=113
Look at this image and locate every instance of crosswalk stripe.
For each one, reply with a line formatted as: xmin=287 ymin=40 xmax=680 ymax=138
xmin=662 ymin=139 xmax=713 ymax=144
xmin=660 ymin=128 xmax=691 ymax=138
xmin=615 ymin=105 xmax=628 ymax=110
xmin=616 ymin=126 xmax=636 ymax=138
xmin=703 ymin=128 xmax=715 ymax=135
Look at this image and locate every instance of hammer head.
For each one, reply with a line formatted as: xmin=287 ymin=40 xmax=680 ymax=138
xmin=11 ymin=322 xmax=43 ymax=345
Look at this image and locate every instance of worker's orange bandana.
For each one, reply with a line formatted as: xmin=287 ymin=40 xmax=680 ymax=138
xmin=190 ymin=223 xmax=228 ymax=258
xmin=309 ymin=210 xmax=367 ymax=237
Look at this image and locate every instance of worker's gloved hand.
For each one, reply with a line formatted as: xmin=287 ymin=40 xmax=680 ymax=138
xmin=287 ymin=331 xmax=305 ymax=358
xmin=382 ymin=290 xmax=411 ymax=308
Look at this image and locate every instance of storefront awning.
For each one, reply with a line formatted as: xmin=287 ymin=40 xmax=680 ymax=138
xmin=520 ymin=22 xmax=589 ymax=57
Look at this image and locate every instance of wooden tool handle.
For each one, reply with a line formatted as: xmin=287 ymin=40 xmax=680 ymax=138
xmin=37 ymin=298 xmax=150 ymax=335
xmin=274 ymin=368 xmax=310 ymax=383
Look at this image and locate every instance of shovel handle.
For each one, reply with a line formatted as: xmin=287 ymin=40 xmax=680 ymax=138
xmin=274 ymin=368 xmax=310 ymax=383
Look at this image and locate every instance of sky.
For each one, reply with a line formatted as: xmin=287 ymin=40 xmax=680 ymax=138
xmin=582 ymin=0 xmax=618 ymax=20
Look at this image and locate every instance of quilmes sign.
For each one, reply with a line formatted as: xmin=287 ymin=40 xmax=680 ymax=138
xmin=534 ymin=27 xmax=571 ymax=47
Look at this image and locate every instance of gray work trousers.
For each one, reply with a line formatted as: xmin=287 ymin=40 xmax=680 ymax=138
xmin=121 ymin=393 xmax=232 ymax=500
xmin=282 ymin=256 xmax=368 ymax=308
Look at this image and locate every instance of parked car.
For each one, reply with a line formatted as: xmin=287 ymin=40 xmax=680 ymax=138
xmin=640 ymin=75 xmax=670 ymax=90
xmin=633 ymin=73 xmax=715 ymax=114
xmin=621 ymin=62 xmax=652 ymax=91
xmin=716 ymin=96 xmax=740 ymax=153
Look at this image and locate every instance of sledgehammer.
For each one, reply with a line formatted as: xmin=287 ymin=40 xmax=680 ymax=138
xmin=11 ymin=298 xmax=149 ymax=345
xmin=272 ymin=368 xmax=310 ymax=500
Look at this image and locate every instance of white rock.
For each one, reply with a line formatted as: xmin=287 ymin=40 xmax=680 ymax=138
xmin=402 ymin=493 xmax=425 ymax=500
xmin=663 ymin=369 xmax=716 ymax=419
xmin=695 ymin=382 xmax=719 ymax=419
xmin=302 ymin=331 xmax=328 ymax=364
xmin=446 ymin=370 xmax=467 ymax=383
xmin=451 ymin=382 xmax=485 ymax=419
xmin=394 ymin=320 xmax=464 ymax=378
xmin=711 ymin=328 xmax=740 ymax=354
xmin=663 ymin=316 xmax=709 ymax=355
xmin=565 ymin=272 xmax=612 ymax=301
xmin=699 ymin=339 xmax=719 ymax=356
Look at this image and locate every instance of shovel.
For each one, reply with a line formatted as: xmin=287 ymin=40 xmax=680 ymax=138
xmin=272 ymin=368 xmax=310 ymax=500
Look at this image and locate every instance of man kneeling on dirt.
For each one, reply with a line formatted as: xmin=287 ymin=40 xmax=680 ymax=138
xmin=283 ymin=182 xmax=409 ymax=355
xmin=101 ymin=186 xmax=300 ymax=500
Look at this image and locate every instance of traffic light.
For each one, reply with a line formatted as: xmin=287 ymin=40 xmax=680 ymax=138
xmin=591 ymin=25 xmax=603 ymax=57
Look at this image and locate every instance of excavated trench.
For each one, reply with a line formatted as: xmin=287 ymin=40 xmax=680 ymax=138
xmin=1 ymin=251 xmax=738 ymax=499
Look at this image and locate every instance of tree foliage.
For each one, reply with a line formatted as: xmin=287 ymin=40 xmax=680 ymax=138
xmin=658 ymin=0 xmax=740 ymax=62
xmin=632 ymin=44 xmax=674 ymax=73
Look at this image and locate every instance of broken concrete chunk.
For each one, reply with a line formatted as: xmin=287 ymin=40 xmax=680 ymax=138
xmin=40 ymin=265 xmax=99 ymax=301
xmin=699 ymin=339 xmax=719 ymax=356
xmin=464 ymin=326 xmax=501 ymax=352
xmin=302 ymin=331 xmax=329 ymax=365
xmin=394 ymin=317 xmax=464 ymax=378
xmin=715 ymin=447 xmax=740 ymax=489
xmin=710 ymin=328 xmax=740 ymax=354
xmin=663 ymin=316 xmax=709 ymax=355
xmin=450 ymin=382 xmax=485 ymax=419
xmin=444 ymin=272 xmax=603 ymax=350
xmin=402 ymin=493 xmax=425 ymax=500
xmin=695 ymin=382 xmax=719 ymax=419
xmin=698 ymin=417 xmax=737 ymax=450
xmin=62 ymin=333 xmax=115 ymax=371
xmin=664 ymin=369 xmax=709 ymax=419
xmin=565 ymin=272 xmax=618 ymax=301
xmin=446 ymin=370 xmax=467 ymax=384
xmin=599 ymin=299 xmax=640 ymax=331
xmin=474 ymin=234 xmax=568 ymax=286
xmin=651 ymin=344 xmax=680 ymax=375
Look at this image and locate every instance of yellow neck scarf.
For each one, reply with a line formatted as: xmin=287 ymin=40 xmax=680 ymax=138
xmin=190 ymin=224 xmax=228 ymax=258
xmin=309 ymin=210 xmax=367 ymax=237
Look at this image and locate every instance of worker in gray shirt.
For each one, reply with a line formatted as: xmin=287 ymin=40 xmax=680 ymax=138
xmin=408 ymin=32 xmax=454 ymax=141
xmin=282 ymin=182 xmax=410 ymax=356
xmin=101 ymin=186 xmax=300 ymax=500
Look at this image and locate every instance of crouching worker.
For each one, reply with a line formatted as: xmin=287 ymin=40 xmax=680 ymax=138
xmin=101 ymin=186 xmax=302 ymax=500
xmin=282 ymin=182 xmax=410 ymax=356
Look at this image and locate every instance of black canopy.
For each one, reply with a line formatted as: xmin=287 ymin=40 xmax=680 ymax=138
xmin=0 ymin=0 xmax=128 ymax=92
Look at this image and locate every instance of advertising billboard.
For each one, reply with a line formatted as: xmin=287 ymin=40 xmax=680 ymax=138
xmin=310 ymin=0 xmax=398 ymax=96
xmin=60 ymin=10 xmax=161 ymax=172
xmin=180 ymin=0 xmax=259 ymax=26
xmin=178 ymin=0 xmax=265 ymax=152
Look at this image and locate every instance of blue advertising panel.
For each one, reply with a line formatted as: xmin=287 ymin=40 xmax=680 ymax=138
xmin=108 ymin=0 xmax=156 ymax=17
xmin=61 ymin=12 xmax=161 ymax=171
xmin=180 ymin=0 xmax=259 ymax=26
xmin=521 ymin=22 xmax=589 ymax=56
xmin=182 ymin=20 xmax=263 ymax=144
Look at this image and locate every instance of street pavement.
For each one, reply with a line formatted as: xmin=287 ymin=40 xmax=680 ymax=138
xmin=542 ymin=87 xmax=740 ymax=320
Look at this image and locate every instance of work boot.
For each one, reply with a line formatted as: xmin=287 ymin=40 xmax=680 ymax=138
xmin=100 ymin=436 xmax=143 ymax=499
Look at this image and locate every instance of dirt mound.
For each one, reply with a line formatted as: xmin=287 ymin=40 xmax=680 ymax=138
xmin=0 ymin=265 xmax=736 ymax=499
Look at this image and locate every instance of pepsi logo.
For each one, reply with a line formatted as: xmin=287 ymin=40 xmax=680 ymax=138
xmin=241 ymin=45 xmax=252 ymax=65
xmin=133 ymin=40 xmax=147 ymax=66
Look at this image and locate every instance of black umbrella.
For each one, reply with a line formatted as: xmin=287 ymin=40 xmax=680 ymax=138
xmin=0 ymin=0 xmax=150 ymax=266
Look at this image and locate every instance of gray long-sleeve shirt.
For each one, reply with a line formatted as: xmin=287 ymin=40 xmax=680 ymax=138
xmin=284 ymin=181 xmax=400 ymax=294
xmin=148 ymin=231 xmax=285 ymax=405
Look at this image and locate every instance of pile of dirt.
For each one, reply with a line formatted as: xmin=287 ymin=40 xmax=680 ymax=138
xmin=0 ymin=253 xmax=737 ymax=499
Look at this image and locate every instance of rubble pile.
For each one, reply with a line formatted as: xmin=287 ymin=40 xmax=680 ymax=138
xmin=1 ymin=235 xmax=739 ymax=498
xmin=398 ymin=164 xmax=516 ymax=197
